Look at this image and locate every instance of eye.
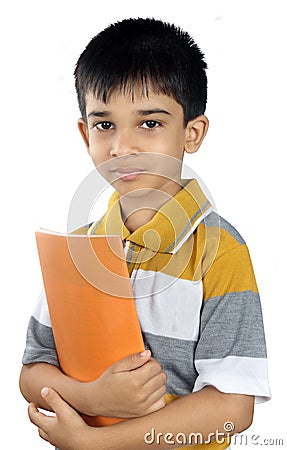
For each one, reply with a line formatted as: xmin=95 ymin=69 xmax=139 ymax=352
xmin=94 ymin=121 xmax=114 ymax=131
xmin=141 ymin=120 xmax=161 ymax=129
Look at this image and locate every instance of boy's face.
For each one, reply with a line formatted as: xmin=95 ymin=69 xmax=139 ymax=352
xmin=78 ymin=87 xmax=207 ymax=199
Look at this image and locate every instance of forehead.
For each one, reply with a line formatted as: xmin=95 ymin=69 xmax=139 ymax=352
xmin=85 ymin=86 xmax=183 ymax=116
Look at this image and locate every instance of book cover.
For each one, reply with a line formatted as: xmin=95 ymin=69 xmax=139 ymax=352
xmin=35 ymin=230 xmax=144 ymax=426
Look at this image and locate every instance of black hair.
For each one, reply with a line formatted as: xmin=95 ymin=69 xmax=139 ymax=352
xmin=74 ymin=18 xmax=207 ymax=125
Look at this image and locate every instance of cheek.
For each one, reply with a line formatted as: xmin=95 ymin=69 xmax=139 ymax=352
xmin=89 ymin=140 xmax=110 ymax=165
xmin=158 ymin=129 xmax=185 ymax=154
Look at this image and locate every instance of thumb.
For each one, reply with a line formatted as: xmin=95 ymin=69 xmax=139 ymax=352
xmin=41 ymin=387 xmax=68 ymax=415
xmin=113 ymin=350 xmax=151 ymax=372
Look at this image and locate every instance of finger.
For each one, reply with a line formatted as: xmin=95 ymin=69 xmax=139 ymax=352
xmin=41 ymin=387 xmax=85 ymax=425
xmin=146 ymin=396 xmax=166 ymax=414
xmin=28 ymin=403 xmax=52 ymax=429
xmin=40 ymin=387 xmax=72 ymax=417
xmin=143 ymin=370 xmax=167 ymax=392
xmin=112 ymin=350 xmax=151 ymax=373
xmin=38 ymin=427 xmax=50 ymax=443
xmin=145 ymin=386 xmax=167 ymax=413
xmin=135 ymin=358 xmax=164 ymax=383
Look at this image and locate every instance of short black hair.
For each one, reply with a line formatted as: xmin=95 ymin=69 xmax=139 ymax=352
xmin=74 ymin=18 xmax=208 ymax=125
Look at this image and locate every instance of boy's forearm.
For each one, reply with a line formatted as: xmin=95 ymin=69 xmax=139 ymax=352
xmin=20 ymin=363 xmax=88 ymax=413
xmin=86 ymin=387 xmax=254 ymax=450
xmin=20 ymin=352 xmax=167 ymax=419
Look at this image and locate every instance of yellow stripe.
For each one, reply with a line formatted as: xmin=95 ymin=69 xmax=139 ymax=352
xmin=203 ymin=239 xmax=258 ymax=300
xmin=125 ymin=225 xmax=258 ymax=297
xmin=92 ymin=180 xmax=212 ymax=254
xmin=73 ymin=215 xmax=257 ymax=299
xmin=71 ymin=224 xmax=91 ymax=235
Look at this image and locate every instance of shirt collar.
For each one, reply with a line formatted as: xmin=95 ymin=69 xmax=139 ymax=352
xmin=90 ymin=179 xmax=213 ymax=254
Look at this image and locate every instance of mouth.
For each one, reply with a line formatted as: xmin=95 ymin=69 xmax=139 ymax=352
xmin=110 ymin=167 xmax=146 ymax=181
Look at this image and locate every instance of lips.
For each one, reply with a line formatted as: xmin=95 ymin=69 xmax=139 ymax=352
xmin=110 ymin=167 xmax=146 ymax=180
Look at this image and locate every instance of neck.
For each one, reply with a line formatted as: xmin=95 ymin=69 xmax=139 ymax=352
xmin=123 ymin=208 xmax=157 ymax=232
xmin=120 ymin=182 xmax=183 ymax=232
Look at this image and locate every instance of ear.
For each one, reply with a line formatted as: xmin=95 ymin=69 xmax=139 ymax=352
xmin=78 ymin=118 xmax=90 ymax=154
xmin=184 ymin=115 xmax=209 ymax=154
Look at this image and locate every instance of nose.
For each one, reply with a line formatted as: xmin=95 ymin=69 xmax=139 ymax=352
xmin=110 ymin=129 xmax=139 ymax=157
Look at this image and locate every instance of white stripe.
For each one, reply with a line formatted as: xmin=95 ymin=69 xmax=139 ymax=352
xmin=132 ymin=270 xmax=203 ymax=341
xmin=172 ymin=206 xmax=214 ymax=254
xmin=193 ymin=356 xmax=271 ymax=403
xmin=32 ymin=290 xmax=52 ymax=327
xmin=124 ymin=240 xmax=130 ymax=256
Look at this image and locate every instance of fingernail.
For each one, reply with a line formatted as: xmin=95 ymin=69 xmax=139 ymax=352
xmin=140 ymin=350 xmax=149 ymax=357
xmin=41 ymin=387 xmax=49 ymax=397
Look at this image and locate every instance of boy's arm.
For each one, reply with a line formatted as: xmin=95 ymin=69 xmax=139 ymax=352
xmin=29 ymin=386 xmax=254 ymax=450
xmin=20 ymin=363 xmax=86 ymax=413
xmin=20 ymin=350 xmax=167 ymax=418
xmin=20 ymin=292 xmax=166 ymax=418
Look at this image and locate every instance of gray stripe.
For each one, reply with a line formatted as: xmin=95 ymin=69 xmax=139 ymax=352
xmin=22 ymin=316 xmax=59 ymax=367
xmin=142 ymin=331 xmax=198 ymax=396
xmin=204 ymin=212 xmax=245 ymax=245
xmin=196 ymin=291 xmax=267 ymax=360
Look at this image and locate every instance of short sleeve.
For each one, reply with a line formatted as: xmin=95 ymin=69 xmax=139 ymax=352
xmin=22 ymin=290 xmax=59 ymax=367
xmin=193 ymin=243 xmax=271 ymax=403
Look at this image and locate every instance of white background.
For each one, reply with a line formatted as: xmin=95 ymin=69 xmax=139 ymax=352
xmin=1 ymin=0 xmax=286 ymax=448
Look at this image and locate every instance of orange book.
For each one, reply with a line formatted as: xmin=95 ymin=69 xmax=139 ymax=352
xmin=35 ymin=230 xmax=144 ymax=426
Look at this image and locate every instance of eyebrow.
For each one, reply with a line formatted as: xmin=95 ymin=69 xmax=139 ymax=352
xmin=136 ymin=108 xmax=171 ymax=116
xmin=87 ymin=108 xmax=171 ymax=119
xmin=88 ymin=111 xmax=110 ymax=118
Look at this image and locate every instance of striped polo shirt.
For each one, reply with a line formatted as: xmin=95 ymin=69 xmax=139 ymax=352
xmin=22 ymin=178 xmax=270 ymax=450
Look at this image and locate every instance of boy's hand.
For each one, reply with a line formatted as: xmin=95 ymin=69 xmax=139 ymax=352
xmin=82 ymin=350 xmax=167 ymax=418
xmin=28 ymin=387 xmax=92 ymax=450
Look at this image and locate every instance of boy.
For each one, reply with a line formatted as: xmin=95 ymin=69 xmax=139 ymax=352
xmin=20 ymin=18 xmax=270 ymax=449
